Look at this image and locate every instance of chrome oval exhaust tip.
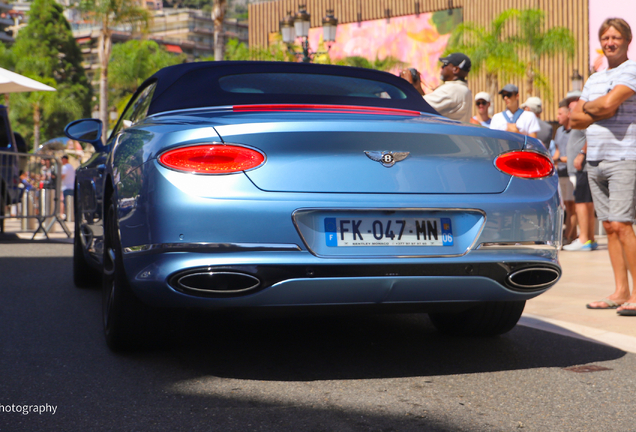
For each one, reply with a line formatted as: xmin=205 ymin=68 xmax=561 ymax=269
xmin=173 ymin=271 xmax=261 ymax=296
xmin=508 ymin=267 xmax=560 ymax=290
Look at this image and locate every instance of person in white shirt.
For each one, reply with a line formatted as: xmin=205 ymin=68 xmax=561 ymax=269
xmin=570 ymin=18 xmax=636 ymax=314
xmin=60 ymin=155 xmax=75 ymax=220
xmin=521 ymin=96 xmax=553 ymax=147
xmin=400 ymin=53 xmax=473 ymax=123
xmin=470 ymin=91 xmax=492 ymax=127
xmin=489 ymin=84 xmax=540 ymax=137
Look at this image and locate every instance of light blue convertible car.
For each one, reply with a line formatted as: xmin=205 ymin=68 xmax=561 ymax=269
xmin=66 ymin=61 xmax=562 ymax=350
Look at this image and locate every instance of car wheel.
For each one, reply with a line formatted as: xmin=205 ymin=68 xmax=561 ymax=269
xmin=73 ymin=213 xmax=100 ymax=288
xmin=428 ymin=300 xmax=526 ymax=337
xmin=102 ymin=197 xmax=152 ymax=351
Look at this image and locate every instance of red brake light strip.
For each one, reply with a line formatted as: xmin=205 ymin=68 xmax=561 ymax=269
xmin=233 ymin=104 xmax=421 ymax=116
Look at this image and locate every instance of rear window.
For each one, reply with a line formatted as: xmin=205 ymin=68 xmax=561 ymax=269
xmin=218 ymin=73 xmax=406 ymax=100
xmin=145 ymin=62 xmax=434 ymax=115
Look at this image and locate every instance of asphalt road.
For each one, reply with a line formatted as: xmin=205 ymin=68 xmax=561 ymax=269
xmin=1 ymin=242 xmax=635 ymax=432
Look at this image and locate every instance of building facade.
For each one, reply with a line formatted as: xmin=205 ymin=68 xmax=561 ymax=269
xmin=71 ymin=8 xmax=248 ymax=81
xmin=248 ymin=0 xmax=591 ymax=122
xmin=0 ymin=2 xmax=25 ymax=43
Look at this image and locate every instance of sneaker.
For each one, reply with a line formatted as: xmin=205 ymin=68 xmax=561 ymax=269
xmin=591 ymin=241 xmax=599 ymax=250
xmin=563 ymin=239 xmax=593 ymax=251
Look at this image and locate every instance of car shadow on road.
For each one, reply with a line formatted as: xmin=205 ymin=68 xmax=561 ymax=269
xmin=2 ymin=253 xmax=630 ymax=432
xmin=133 ymin=309 xmax=627 ymax=381
xmin=2 ymin=251 xmax=624 ymax=382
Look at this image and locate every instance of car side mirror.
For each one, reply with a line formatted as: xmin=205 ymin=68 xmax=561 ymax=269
xmin=65 ymin=119 xmax=104 ymax=151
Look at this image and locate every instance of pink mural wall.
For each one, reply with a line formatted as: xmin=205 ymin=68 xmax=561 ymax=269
xmin=589 ymin=1 xmax=636 ymax=72
xmin=307 ymin=11 xmax=462 ymax=91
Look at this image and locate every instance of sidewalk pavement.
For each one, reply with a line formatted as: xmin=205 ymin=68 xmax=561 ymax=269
xmin=1 ymin=218 xmax=635 ymax=353
xmin=0 ymin=217 xmax=72 ymax=243
xmin=522 ymin=235 xmax=636 ymax=353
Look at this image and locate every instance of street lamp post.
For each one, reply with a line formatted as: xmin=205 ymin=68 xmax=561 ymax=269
xmin=571 ymin=69 xmax=583 ymax=92
xmin=279 ymin=5 xmax=338 ymax=63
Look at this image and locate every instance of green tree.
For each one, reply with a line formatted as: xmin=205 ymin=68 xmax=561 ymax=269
xmin=10 ymin=76 xmax=83 ymax=150
xmin=446 ymin=8 xmax=575 ymax=101
xmin=445 ymin=9 xmax=526 ymax=103
xmin=0 ymin=42 xmax=16 ymax=70
xmin=0 ymin=42 xmax=17 ymax=107
xmin=109 ymin=39 xmax=185 ymax=112
xmin=332 ymin=56 xmax=406 ymax=72
xmin=223 ymin=38 xmax=294 ymax=61
xmin=513 ymin=9 xmax=575 ymax=98
xmin=10 ymin=0 xmax=91 ymax=150
xmin=79 ymin=0 xmax=150 ymax=141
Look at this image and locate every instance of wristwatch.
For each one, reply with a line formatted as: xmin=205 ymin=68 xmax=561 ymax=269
xmin=579 ymin=150 xmax=586 ymax=156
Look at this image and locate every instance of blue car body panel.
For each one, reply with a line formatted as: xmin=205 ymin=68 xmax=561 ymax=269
xmin=72 ymin=61 xmax=562 ymax=313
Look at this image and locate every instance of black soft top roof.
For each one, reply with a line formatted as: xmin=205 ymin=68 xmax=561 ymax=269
xmin=144 ymin=61 xmax=436 ymax=115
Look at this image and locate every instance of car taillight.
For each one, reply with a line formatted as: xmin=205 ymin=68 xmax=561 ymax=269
xmin=494 ymin=151 xmax=554 ymax=179
xmin=158 ymin=144 xmax=265 ymax=174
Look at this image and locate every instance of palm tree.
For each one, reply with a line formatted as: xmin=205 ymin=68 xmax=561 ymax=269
xmin=445 ymin=9 xmax=526 ymax=104
xmin=222 ymin=38 xmax=294 ymax=62
xmin=514 ymin=9 xmax=575 ymax=98
xmin=212 ymin=0 xmax=227 ymax=61
xmin=446 ymin=8 xmax=575 ymax=102
xmin=79 ymin=0 xmax=150 ymax=141
xmin=10 ymin=0 xmax=91 ymax=146
xmin=332 ymin=56 xmax=406 ymax=72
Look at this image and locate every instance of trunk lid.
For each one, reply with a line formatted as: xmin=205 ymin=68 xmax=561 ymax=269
xmin=210 ymin=112 xmax=524 ymax=194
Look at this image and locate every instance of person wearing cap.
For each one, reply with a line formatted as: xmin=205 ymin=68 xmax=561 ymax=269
xmin=552 ymin=98 xmax=578 ymax=244
xmin=400 ymin=53 xmax=473 ymax=123
xmin=562 ymin=91 xmax=597 ymax=252
xmin=521 ymin=96 xmax=553 ymax=148
xmin=489 ymin=84 xmax=540 ymax=138
xmin=570 ymin=18 xmax=636 ymax=314
xmin=470 ymin=92 xmax=491 ymax=127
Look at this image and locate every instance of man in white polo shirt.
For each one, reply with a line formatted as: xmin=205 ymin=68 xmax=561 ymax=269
xmin=571 ymin=18 xmax=636 ymax=315
xmin=489 ymin=84 xmax=540 ymax=138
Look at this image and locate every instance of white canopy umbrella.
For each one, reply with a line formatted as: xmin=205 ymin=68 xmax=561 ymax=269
xmin=0 ymin=67 xmax=56 ymax=93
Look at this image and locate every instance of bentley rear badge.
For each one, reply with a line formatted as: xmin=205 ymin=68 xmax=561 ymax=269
xmin=365 ymin=151 xmax=410 ymax=168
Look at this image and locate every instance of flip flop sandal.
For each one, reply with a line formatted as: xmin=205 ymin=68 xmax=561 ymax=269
xmin=586 ymin=298 xmax=621 ymax=309
xmin=617 ymin=302 xmax=636 ymax=316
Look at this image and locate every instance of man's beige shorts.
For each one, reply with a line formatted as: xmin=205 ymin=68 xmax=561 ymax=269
xmin=559 ymin=176 xmax=574 ymax=202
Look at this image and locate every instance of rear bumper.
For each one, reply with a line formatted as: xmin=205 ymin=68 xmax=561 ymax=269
xmin=123 ymin=249 xmax=560 ymax=309
xmin=116 ymin=161 xmax=562 ymax=310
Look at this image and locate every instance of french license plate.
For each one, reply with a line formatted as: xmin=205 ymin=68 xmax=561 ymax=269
xmin=324 ymin=217 xmax=453 ymax=247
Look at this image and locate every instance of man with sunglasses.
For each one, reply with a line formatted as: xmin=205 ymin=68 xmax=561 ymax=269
xmin=570 ymin=18 xmax=636 ymax=315
xmin=400 ymin=53 xmax=472 ymax=123
xmin=470 ymin=92 xmax=492 ymax=126
xmin=489 ymin=84 xmax=540 ymax=138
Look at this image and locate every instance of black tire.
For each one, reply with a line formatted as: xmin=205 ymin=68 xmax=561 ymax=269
xmin=73 ymin=215 xmax=100 ymax=288
xmin=102 ymin=197 xmax=153 ymax=351
xmin=428 ymin=301 xmax=526 ymax=337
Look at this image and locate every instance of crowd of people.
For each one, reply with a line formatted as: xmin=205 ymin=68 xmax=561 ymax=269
xmin=400 ymin=17 xmax=636 ymax=316
xmin=17 ymin=148 xmax=76 ymax=221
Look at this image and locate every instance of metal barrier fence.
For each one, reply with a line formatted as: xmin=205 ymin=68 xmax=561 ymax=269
xmin=0 ymin=150 xmax=72 ymax=239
